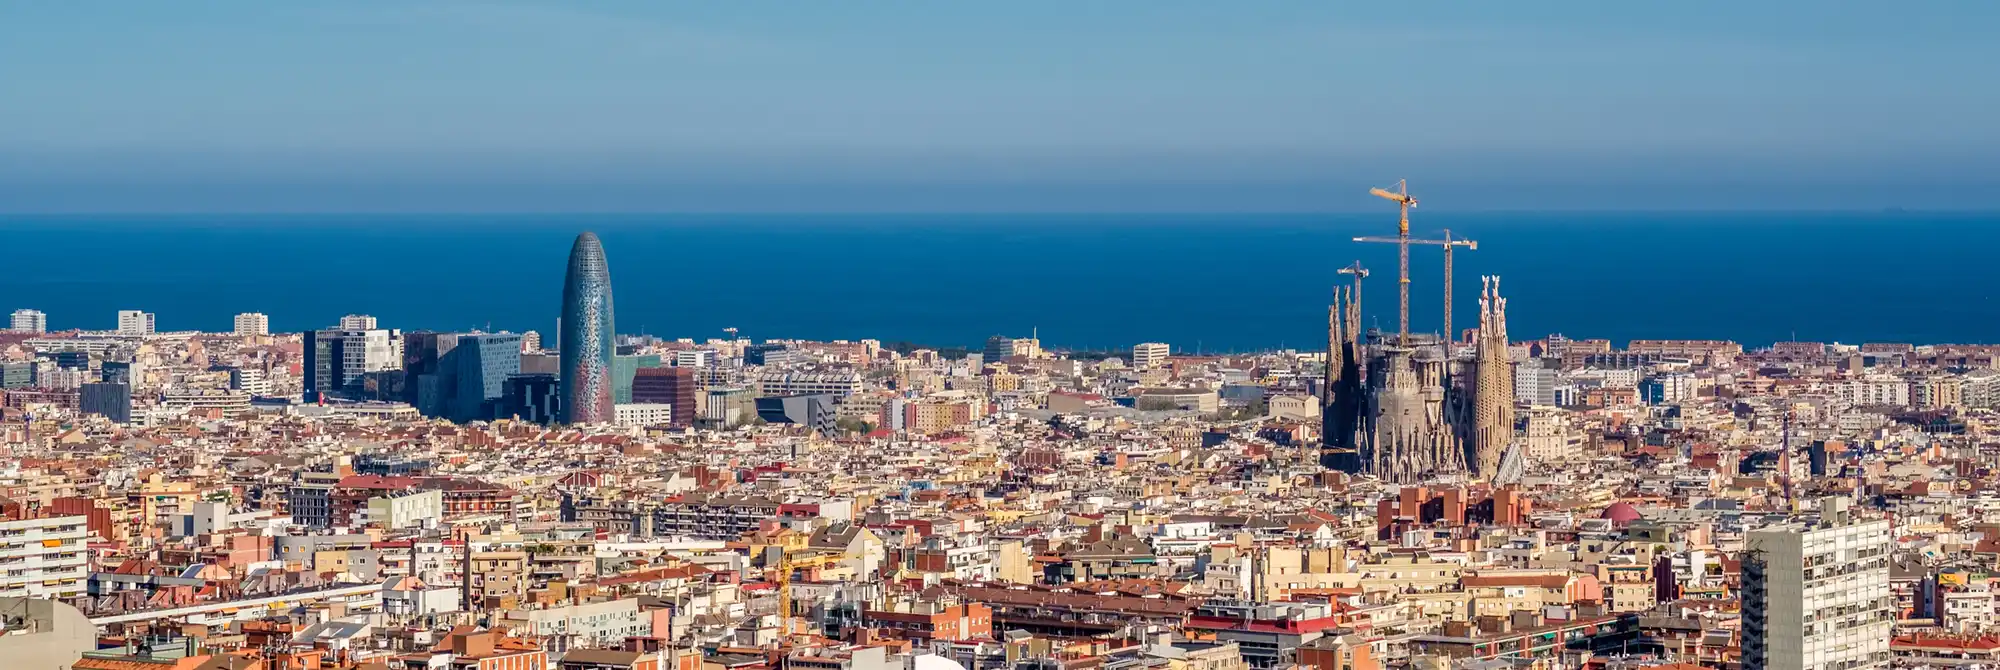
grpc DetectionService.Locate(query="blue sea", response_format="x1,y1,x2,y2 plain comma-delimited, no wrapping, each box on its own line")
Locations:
2,212,1997,351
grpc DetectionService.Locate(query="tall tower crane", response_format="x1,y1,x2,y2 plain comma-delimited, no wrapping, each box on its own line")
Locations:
1364,181,1417,343
1354,230,1477,343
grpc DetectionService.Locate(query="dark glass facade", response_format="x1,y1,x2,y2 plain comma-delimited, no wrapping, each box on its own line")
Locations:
559,232,616,424
451,333,523,422
612,354,662,404
79,382,132,423
631,366,697,427
502,373,561,425
303,329,341,403
406,332,522,423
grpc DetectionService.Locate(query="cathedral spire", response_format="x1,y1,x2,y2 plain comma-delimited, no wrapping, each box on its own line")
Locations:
1470,275,1516,477
1326,286,1343,412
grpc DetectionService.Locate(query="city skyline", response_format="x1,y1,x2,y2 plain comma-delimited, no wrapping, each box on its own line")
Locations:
0,4,1976,669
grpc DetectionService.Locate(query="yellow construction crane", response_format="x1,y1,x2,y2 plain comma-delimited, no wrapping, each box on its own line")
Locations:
774,550,843,623
1363,181,1417,343
1354,228,1477,344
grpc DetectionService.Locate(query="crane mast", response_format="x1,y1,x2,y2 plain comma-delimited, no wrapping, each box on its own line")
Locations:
1367,180,1417,343
1354,224,1476,344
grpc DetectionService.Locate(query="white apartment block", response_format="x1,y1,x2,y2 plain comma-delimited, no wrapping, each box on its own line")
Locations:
232,368,273,396
674,349,717,368
1964,370,2000,408
233,312,270,336
365,490,444,530
0,514,91,600
1132,342,1170,370
338,314,378,330
615,403,674,427
116,310,156,336
9,309,47,333
498,598,646,650
344,329,403,376
1839,376,1911,407
1514,361,1557,406
1742,500,1892,670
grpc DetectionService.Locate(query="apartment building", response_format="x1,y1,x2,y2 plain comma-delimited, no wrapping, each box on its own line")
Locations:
1742,499,1892,670
1133,342,1171,370
755,371,863,398
232,312,269,337
0,513,90,599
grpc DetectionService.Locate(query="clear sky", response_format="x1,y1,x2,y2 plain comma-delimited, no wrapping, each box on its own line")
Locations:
2,1,1995,212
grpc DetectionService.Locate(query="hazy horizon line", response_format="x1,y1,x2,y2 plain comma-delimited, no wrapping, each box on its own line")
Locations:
1,208,1993,218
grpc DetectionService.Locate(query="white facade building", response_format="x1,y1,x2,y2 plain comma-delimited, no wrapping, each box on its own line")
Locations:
233,312,270,336
1742,500,1891,670
365,490,443,530
498,598,646,650
1964,369,2000,409
116,310,156,336
338,314,378,331
614,403,675,427
344,330,403,377
0,514,90,599
231,368,273,396
1839,376,1911,407
1514,360,1557,406
673,349,717,368
8,309,46,333
1132,342,1170,370
158,389,253,414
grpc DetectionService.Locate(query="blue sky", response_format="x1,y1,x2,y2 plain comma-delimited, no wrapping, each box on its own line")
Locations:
2,1,1994,212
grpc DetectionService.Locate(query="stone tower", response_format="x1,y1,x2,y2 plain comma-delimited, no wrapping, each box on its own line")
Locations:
1470,275,1516,477
1323,288,1366,471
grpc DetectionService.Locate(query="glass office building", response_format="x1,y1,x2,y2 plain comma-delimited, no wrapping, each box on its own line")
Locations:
559,232,616,424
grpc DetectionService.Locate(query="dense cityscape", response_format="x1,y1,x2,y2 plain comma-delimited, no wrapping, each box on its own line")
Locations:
0,224,1989,670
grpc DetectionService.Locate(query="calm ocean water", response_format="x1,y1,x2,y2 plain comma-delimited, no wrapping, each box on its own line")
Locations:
2,212,1996,351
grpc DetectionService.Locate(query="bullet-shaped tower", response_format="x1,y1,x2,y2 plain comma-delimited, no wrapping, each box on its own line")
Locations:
559,232,616,424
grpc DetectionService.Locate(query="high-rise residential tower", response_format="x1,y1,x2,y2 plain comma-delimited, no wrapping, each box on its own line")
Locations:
1741,498,1891,670
233,312,269,336
116,310,155,336
9,309,46,333
1131,342,1170,370
559,232,616,424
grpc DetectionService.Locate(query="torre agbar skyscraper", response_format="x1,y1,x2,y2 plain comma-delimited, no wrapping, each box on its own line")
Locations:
559,232,616,424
